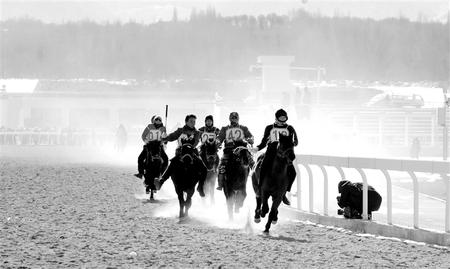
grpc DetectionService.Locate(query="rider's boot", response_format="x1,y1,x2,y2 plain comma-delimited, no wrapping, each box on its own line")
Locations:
282,194,291,206
282,165,296,206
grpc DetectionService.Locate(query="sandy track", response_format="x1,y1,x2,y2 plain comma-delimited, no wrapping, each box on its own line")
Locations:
1,159,449,268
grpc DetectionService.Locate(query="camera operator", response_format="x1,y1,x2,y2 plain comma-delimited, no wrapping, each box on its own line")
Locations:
336,180,382,220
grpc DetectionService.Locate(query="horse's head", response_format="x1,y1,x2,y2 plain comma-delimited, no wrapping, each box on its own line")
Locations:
146,140,162,162
201,139,219,170
276,134,295,163
180,143,195,165
232,142,251,167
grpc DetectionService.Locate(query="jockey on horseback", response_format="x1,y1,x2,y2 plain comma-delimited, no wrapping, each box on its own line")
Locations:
164,114,200,156
134,115,168,179
198,115,220,152
157,114,206,196
216,112,255,191
251,109,298,205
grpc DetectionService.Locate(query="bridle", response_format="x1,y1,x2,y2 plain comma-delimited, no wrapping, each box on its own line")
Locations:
276,146,294,165
180,143,194,164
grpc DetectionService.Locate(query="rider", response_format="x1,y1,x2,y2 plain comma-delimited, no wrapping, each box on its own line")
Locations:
157,114,206,196
252,109,298,205
198,115,221,154
216,112,255,191
164,114,200,156
134,115,168,179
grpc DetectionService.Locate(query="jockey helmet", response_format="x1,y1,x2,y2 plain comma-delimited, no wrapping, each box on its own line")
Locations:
275,109,288,122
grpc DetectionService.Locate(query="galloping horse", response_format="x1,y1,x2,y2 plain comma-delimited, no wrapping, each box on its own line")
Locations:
223,140,252,220
163,143,207,218
143,140,165,200
199,138,220,203
252,134,294,233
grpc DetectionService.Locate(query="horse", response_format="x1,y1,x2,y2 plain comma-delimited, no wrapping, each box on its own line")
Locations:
143,140,165,200
223,140,252,220
252,134,294,233
167,143,207,218
199,138,220,204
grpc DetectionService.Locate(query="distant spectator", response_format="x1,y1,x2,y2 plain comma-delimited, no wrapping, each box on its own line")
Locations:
410,137,421,159
115,124,127,152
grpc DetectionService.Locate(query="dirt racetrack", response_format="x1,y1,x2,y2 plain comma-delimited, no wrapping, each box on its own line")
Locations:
1,147,449,268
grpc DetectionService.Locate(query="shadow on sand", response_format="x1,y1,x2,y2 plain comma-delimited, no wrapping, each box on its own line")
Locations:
141,198,173,204
258,233,310,243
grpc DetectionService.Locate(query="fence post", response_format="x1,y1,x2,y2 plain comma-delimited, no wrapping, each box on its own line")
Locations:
303,164,314,213
381,170,393,225
444,173,450,233
294,160,302,210
319,165,328,216
408,171,420,229
356,168,369,220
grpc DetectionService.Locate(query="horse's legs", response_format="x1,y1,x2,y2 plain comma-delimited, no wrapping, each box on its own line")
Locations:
264,195,282,233
150,190,154,200
226,195,234,221
254,196,262,223
177,192,185,218
209,173,216,204
261,191,270,218
184,190,194,217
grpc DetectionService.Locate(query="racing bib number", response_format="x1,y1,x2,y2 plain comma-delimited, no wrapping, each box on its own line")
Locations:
225,128,244,142
269,128,289,142
147,129,163,141
201,132,216,143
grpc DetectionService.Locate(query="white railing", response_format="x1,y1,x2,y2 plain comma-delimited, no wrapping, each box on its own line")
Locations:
294,154,450,232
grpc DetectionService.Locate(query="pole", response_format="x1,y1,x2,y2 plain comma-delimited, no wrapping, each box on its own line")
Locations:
446,3,450,160
164,105,168,128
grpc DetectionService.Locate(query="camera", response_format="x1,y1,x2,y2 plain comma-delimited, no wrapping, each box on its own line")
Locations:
337,209,344,215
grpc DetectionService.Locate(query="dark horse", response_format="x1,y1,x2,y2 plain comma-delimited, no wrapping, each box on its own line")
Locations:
158,143,207,218
143,140,165,200
252,134,294,233
223,141,252,220
199,139,220,204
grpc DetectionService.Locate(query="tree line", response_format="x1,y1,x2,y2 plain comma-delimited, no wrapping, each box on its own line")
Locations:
1,9,448,81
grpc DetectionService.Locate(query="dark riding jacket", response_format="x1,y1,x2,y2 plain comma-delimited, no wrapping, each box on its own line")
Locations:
164,125,200,147
217,124,254,150
256,123,298,151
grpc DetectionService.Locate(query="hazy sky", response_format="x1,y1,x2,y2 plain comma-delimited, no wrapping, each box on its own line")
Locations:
1,0,448,24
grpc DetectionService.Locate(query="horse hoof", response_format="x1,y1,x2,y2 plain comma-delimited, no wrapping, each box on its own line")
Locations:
254,217,261,223
271,220,277,225
263,230,269,234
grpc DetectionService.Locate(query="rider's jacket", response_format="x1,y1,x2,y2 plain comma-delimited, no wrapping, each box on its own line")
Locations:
141,123,166,144
256,123,298,151
198,126,220,144
217,123,254,149
165,125,200,147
